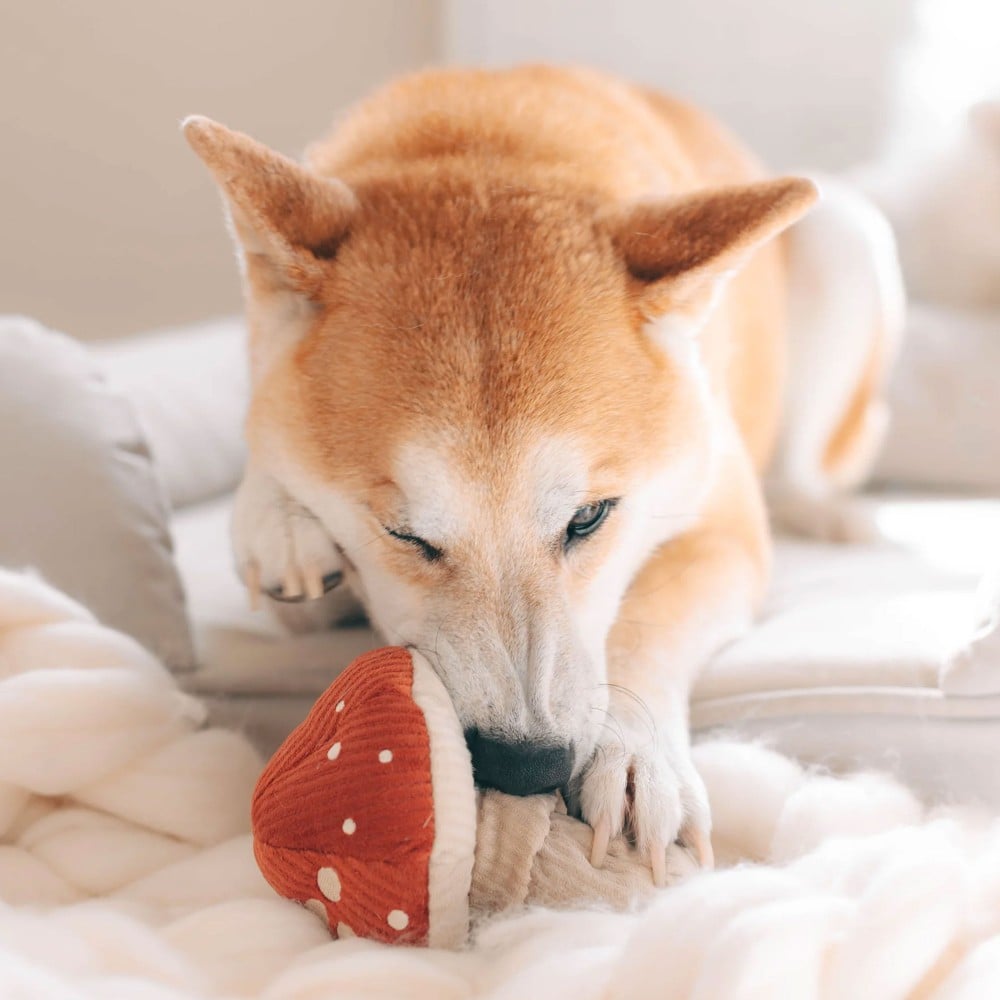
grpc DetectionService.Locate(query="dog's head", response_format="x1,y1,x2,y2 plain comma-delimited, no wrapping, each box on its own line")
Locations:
185,116,814,792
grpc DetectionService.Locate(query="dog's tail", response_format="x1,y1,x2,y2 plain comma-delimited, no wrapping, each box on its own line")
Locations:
767,175,906,539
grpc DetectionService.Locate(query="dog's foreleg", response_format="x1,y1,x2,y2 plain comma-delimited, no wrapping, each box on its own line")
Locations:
579,448,769,881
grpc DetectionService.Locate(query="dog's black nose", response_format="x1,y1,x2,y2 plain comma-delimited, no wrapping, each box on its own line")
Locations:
464,731,574,795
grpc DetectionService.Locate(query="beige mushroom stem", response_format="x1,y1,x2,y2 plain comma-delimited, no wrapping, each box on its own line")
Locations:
469,790,698,918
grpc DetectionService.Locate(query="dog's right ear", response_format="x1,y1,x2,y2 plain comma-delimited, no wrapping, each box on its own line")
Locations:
604,177,817,328
182,116,357,298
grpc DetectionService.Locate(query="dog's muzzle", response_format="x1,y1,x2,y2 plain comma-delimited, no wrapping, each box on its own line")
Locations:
464,730,574,795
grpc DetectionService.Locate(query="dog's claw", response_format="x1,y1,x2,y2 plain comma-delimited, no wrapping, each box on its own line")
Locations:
650,841,668,888
282,565,303,601
304,567,324,601
590,815,611,869
682,824,715,869
245,563,261,612
266,569,344,604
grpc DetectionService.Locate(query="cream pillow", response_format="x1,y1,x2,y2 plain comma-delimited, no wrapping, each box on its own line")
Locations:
91,317,249,510
0,316,195,670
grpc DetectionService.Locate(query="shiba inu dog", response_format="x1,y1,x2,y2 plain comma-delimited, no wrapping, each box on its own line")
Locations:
184,65,899,882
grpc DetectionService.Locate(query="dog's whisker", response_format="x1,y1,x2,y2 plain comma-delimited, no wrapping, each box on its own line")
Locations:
431,621,446,663
595,719,626,751
587,698,629,748
598,683,659,743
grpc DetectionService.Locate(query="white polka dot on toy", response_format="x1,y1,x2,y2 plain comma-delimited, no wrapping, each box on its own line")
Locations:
387,909,409,931
327,741,341,760
335,699,345,713
342,817,356,835
336,922,355,939
304,898,327,919
317,866,341,902
378,749,393,763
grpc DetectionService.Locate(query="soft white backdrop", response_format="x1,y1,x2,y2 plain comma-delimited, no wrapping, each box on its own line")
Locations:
442,0,915,170
0,0,437,340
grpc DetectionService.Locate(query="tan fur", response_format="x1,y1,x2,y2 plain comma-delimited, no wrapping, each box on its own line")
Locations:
184,65,834,861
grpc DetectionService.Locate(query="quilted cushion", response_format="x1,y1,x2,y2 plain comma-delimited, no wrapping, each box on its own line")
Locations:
0,316,195,670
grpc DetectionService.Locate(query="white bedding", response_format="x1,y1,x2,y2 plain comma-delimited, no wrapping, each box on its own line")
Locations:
4,567,1000,999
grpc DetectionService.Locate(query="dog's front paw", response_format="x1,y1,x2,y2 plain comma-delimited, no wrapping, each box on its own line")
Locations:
576,734,713,885
231,467,344,606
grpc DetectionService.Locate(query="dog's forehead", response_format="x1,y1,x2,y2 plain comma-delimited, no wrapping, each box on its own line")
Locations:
391,434,591,538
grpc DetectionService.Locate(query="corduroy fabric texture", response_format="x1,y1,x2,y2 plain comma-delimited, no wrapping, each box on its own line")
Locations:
251,647,434,944
469,790,695,918
469,790,552,913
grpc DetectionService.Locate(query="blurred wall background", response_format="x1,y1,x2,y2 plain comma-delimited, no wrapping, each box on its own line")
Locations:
443,0,916,171
0,0,437,340
2,0,993,341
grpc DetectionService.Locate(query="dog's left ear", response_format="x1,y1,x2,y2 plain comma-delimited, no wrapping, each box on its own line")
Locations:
605,177,818,323
182,115,357,298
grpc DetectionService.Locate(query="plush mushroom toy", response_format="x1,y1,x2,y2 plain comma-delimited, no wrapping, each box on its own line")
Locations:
251,647,696,948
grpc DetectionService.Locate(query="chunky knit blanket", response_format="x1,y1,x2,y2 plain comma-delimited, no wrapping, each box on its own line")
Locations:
1,567,998,999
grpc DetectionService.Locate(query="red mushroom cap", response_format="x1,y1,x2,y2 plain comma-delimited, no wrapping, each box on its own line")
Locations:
252,647,433,943
251,646,475,947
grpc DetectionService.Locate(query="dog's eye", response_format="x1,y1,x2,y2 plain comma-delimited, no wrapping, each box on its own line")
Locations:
565,499,616,544
385,526,444,563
